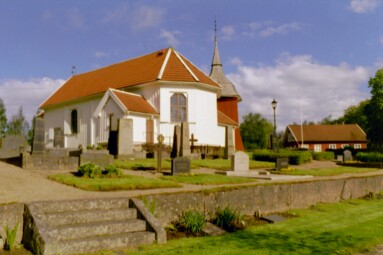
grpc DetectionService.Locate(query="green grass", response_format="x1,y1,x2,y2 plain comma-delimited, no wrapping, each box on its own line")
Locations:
114,158,274,171
48,174,181,191
277,166,380,176
161,174,256,185
87,197,383,255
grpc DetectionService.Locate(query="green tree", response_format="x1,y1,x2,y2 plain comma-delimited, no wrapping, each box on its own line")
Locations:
0,98,7,137
240,113,273,150
338,100,369,132
365,68,383,151
7,106,30,138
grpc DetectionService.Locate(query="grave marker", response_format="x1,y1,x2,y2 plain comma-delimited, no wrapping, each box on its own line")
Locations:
343,150,352,162
32,118,46,154
231,151,249,172
171,157,191,176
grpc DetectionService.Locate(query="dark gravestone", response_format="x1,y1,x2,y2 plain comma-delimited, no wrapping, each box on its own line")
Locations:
0,135,27,158
343,150,352,162
53,127,64,148
171,157,191,176
261,214,286,224
171,125,181,158
275,158,289,171
32,118,46,154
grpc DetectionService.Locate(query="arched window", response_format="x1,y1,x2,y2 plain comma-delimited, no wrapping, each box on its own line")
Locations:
171,94,187,123
71,109,78,134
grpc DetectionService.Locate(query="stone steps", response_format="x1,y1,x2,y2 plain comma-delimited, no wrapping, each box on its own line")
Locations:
23,198,165,255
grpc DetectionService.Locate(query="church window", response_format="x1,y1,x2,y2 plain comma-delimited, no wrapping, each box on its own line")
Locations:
71,109,78,134
171,94,187,123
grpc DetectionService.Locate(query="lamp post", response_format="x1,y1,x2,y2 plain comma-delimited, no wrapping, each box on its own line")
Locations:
157,134,164,173
271,98,277,151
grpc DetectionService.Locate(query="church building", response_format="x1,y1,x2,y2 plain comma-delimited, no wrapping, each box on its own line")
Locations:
39,38,244,155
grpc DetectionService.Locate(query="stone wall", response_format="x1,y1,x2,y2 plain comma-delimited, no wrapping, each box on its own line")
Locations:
0,203,24,244
143,175,383,225
21,153,79,170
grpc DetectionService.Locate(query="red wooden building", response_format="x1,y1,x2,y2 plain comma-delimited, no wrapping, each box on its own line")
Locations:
283,124,367,152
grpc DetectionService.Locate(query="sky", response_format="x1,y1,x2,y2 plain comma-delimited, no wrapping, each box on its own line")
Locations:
1,0,383,131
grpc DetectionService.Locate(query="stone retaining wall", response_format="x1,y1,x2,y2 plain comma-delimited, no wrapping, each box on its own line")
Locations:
0,203,24,244
143,174,383,225
21,153,79,170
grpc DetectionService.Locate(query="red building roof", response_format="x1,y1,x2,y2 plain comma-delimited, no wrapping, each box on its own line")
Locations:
40,48,221,109
111,89,158,115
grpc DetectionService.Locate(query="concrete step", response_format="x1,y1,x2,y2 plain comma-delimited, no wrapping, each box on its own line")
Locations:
48,219,147,241
45,231,156,255
38,197,131,213
45,207,137,226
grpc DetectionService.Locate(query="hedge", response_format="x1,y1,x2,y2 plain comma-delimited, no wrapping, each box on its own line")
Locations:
253,149,312,165
312,151,335,161
356,152,383,163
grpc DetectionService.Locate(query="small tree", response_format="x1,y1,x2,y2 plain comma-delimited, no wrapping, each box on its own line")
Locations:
7,106,30,139
0,98,7,137
240,113,273,150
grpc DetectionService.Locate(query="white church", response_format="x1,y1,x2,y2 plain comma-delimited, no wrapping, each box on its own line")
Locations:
39,37,244,154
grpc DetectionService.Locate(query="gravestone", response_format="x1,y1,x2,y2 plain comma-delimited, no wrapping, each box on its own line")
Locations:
180,122,190,157
117,118,133,158
171,156,191,176
170,125,181,158
231,151,249,172
224,126,235,159
343,150,352,162
275,158,289,171
53,127,64,148
32,118,46,154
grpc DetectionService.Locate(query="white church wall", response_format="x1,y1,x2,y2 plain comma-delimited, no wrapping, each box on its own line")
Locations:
44,97,101,148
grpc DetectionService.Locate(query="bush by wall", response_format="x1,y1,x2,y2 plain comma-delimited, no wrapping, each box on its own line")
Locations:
312,151,335,161
356,152,383,163
175,210,205,234
253,149,312,165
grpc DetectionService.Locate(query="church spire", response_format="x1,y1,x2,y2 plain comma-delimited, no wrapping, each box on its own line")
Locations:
209,20,241,100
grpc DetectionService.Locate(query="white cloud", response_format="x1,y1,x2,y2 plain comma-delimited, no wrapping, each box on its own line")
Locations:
349,0,380,13
227,53,371,130
0,78,64,123
159,29,180,47
221,26,236,40
132,5,165,29
94,51,110,58
260,22,302,38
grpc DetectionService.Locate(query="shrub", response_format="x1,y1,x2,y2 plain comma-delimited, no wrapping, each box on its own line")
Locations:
102,165,122,177
356,152,383,163
253,149,312,165
312,151,334,161
176,210,206,234
214,206,245,232
4,222,18,251
77,163,102,178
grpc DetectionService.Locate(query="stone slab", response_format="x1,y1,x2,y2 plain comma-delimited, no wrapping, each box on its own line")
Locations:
261,214,286,223
202,222,226,236
231,151,249,172
275,158,289,171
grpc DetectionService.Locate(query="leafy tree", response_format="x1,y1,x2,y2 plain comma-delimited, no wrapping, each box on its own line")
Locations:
318,115,339,125
365,68,383,151
240,113,273,150
0,98,7,137
337,100,369,132
7,106,30,138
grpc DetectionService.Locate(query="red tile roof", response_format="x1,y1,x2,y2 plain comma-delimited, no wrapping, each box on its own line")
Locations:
287,124,366,142
40,48,221,109
111,90,158,115
218,110,238,126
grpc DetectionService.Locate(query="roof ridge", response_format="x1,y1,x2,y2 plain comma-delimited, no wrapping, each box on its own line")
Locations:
110,88,144,98
157,48,172,80
173,49,199,82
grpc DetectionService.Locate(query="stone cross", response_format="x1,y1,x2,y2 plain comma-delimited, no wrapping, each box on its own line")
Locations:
190,133,198,153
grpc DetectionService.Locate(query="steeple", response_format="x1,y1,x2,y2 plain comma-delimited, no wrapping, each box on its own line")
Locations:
209,20,241,100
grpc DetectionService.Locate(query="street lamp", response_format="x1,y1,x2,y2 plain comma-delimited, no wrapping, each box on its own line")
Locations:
157,134,164,173
271,99,277,150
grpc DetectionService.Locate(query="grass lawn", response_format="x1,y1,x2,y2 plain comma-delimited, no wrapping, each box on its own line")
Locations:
48,174,181,191
161,174,256,185
114,158,274,171
90,197,383,255
277,166,380,176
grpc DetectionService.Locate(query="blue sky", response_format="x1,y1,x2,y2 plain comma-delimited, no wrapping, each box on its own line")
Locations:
0,0,382,130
